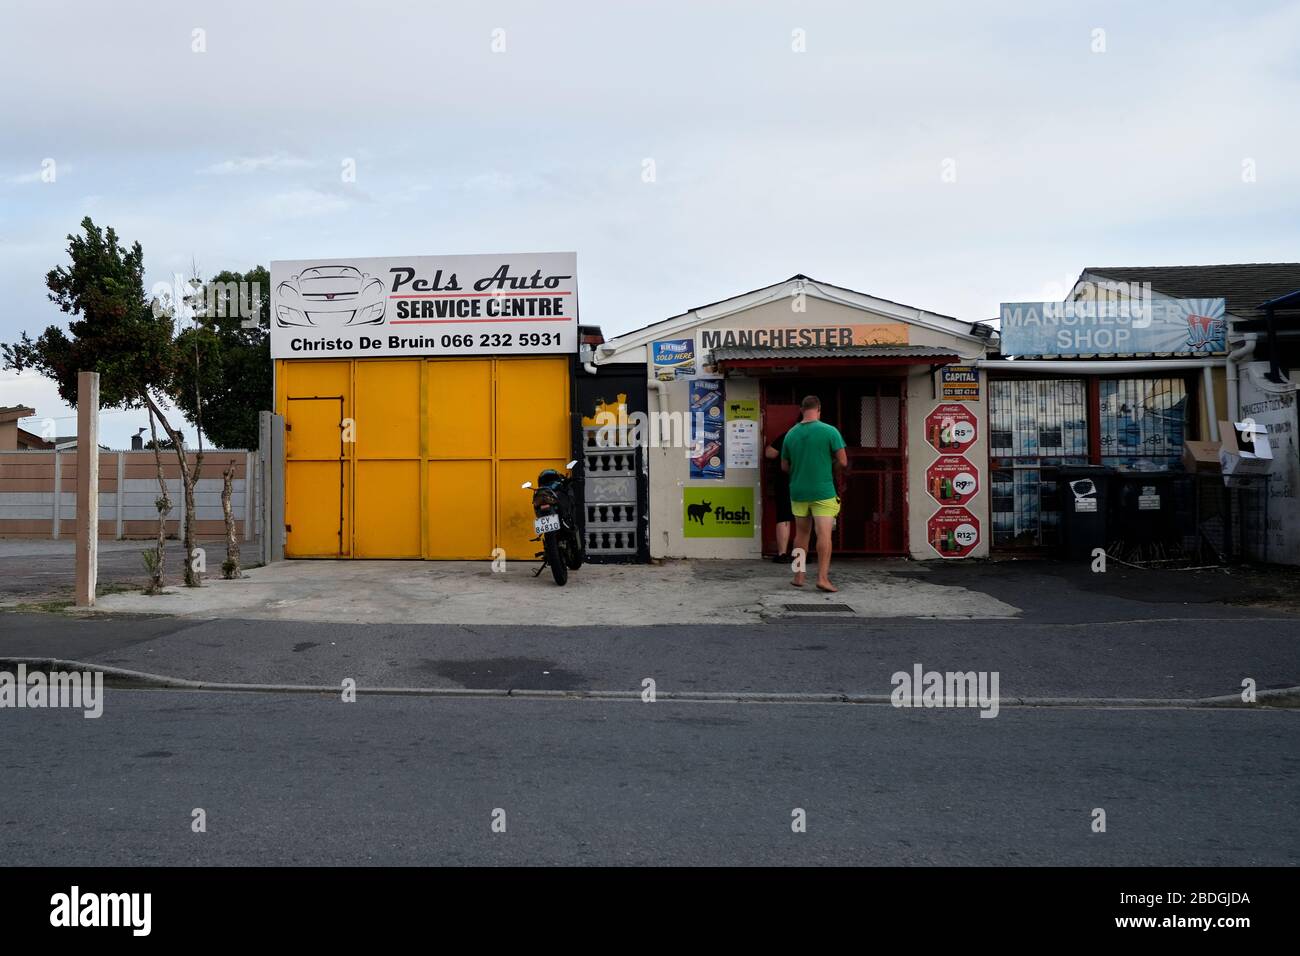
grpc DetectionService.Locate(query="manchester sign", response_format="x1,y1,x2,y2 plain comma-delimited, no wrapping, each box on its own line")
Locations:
999,296,1226,357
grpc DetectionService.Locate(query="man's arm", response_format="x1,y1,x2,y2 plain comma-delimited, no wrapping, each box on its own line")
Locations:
764,444,780,460
832,448,848,493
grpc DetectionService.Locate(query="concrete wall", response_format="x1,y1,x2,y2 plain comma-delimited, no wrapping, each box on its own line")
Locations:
905,363,991,560
1237,361,1299,565
648,374,760,559
0,449,253,539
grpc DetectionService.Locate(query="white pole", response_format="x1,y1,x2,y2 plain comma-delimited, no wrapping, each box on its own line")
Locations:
75,371,100,607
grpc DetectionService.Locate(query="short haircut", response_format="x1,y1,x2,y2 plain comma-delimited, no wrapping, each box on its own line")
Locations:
800,395,821,412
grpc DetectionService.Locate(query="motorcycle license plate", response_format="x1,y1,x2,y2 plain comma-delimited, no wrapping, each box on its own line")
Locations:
534,515,561,534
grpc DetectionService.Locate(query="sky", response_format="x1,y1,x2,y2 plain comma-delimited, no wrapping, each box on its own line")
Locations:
2,0,1298,448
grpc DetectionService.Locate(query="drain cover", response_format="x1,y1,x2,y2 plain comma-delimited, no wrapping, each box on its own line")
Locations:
783,603,854,612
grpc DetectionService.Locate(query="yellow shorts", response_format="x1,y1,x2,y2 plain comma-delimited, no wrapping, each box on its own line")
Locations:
791,497,841,518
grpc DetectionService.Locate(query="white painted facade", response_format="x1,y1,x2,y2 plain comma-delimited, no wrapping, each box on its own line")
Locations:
595,277,994,560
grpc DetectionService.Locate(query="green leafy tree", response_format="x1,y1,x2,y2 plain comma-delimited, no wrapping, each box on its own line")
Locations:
172,266,270,451
2,217,203,589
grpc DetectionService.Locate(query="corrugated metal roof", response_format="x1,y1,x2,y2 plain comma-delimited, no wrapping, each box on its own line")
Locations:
711,344,960,361
1085,263,1300,319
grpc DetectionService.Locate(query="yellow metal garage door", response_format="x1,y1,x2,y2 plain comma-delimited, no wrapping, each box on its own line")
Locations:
277,356,570,560
281,361,350,557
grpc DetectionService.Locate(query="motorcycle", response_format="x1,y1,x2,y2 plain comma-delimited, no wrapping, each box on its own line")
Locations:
521,460,585,586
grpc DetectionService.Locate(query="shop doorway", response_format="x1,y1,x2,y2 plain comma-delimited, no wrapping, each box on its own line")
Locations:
760,377,906,555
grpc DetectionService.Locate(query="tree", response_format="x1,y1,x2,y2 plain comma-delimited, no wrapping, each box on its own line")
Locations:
172,266,271,579
2,217,203,590
172,266,270,451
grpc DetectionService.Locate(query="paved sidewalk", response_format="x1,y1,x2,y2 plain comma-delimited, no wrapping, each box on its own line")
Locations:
84,558,1022,625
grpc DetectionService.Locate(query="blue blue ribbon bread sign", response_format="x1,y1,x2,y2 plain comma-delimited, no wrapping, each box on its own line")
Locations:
689,379,726,479
652,338,696,380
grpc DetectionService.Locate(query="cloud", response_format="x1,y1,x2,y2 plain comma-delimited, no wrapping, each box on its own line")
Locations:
198,153,314,175
6,162,70,185
261,187,353,219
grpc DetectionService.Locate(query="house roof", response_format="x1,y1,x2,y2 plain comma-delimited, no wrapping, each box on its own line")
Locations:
15,427,52,448
598,274,991,362
712,344,960,362
0,405,36,423
1083,263,1300,319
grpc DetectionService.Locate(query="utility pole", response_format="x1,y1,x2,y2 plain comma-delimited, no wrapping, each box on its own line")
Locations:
75,371,99,607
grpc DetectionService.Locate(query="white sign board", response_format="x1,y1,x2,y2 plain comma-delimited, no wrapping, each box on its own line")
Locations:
726,419,758,469
270,252,578,359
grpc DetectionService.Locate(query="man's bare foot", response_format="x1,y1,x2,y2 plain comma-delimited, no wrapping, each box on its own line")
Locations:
791,572,806,588
816,580,838,593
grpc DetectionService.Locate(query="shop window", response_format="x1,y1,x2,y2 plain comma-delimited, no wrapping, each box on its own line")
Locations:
990,374,1192,549
860,394,901,449
989,379,1088,548
1098,377,1187,471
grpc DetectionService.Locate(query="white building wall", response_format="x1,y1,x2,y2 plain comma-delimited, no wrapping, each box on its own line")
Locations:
1238,361,1300,565
622,294,991,560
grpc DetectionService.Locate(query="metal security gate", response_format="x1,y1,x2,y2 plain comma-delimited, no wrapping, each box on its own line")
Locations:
760,378,906,555
989,378,1088,549
989,375,1191,549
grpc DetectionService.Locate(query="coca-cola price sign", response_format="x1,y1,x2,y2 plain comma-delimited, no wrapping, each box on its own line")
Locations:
924,403,977,455
925,455,979,506
927,506,980,559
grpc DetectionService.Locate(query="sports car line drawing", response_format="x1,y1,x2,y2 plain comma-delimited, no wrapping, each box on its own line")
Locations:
275,265,387,328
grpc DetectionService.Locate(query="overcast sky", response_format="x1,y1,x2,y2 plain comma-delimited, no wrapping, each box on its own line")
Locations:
2,0,1298,447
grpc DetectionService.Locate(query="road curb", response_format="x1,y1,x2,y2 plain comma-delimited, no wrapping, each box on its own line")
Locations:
2,657,1298,709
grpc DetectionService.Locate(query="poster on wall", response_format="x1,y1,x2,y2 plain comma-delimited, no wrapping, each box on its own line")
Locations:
270,251,578,359
652,338,695,380
940,365,980,401
927,506,981,558
726,420,758,469
689,379,726,479
725,398,758,469
683,487,754,538
924,404,978,455
925,455,979,506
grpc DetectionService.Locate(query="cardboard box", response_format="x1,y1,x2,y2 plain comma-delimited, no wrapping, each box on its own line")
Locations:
1182,439,1222,475
1218,420,1273,486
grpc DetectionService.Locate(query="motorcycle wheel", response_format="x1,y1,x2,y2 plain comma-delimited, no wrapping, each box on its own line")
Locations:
544,533,568,586
564,529,584,570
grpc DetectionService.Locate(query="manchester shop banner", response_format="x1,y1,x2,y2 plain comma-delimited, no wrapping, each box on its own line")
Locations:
270,252,578,359
998,296,1225,357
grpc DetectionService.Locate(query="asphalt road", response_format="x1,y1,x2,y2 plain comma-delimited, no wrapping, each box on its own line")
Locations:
0,689,1294,865
3,611,1297,700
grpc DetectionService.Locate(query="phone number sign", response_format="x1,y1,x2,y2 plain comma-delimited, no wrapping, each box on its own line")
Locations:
927,506,980,559
924,404,977,455
925,455,979,506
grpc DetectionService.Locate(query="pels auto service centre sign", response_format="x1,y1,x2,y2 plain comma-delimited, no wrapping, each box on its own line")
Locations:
270,252,578,359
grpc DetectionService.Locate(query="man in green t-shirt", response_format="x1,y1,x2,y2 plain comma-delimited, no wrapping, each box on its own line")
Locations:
781,395,847,592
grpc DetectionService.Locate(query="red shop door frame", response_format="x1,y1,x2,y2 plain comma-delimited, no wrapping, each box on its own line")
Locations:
759,375,908,556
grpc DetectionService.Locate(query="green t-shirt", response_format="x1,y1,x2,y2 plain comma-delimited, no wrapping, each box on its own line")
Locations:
780,420,846,502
